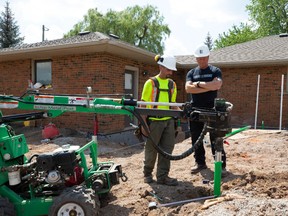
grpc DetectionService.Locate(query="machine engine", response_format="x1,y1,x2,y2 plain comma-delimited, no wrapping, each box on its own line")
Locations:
35,147,81,185
1,143,85,198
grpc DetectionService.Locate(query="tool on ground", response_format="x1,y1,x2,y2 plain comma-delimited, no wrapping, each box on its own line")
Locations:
149,195,216,210
145,190,163,201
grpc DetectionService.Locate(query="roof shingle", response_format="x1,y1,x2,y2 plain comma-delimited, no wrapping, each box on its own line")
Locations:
176,34,288,68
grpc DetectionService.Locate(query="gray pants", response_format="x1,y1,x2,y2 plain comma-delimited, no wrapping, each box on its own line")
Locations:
143,118,175,180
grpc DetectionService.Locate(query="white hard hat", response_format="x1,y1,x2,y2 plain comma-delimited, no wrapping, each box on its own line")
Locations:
155,55,177,71
34,82,43,89
194,44,210,57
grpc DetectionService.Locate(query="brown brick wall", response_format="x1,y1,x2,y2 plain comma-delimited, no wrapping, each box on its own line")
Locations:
1,54,287,131
0,59,32,95
0,53,159,133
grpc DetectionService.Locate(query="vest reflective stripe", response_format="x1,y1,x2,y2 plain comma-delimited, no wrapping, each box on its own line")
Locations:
151,79,158,106
150,77,174,108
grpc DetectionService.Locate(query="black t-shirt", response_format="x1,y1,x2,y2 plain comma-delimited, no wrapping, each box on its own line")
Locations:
186,65,222,108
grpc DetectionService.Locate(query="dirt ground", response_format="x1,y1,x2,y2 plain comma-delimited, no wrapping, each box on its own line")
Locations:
19,126,288,216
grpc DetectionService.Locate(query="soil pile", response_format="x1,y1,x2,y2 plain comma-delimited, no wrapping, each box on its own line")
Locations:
22,127,288,216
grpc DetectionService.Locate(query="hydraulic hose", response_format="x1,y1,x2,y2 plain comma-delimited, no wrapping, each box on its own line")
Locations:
121,106,206,161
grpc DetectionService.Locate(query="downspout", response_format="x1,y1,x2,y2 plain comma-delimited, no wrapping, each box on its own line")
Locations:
254,75,260,129
279,74,284,130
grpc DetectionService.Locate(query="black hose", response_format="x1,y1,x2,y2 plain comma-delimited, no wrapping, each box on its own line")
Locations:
27,154,39,163
121,106,206,161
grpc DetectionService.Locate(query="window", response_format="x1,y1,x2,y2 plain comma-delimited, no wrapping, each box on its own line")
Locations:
125,72,133,90
35,60,52,85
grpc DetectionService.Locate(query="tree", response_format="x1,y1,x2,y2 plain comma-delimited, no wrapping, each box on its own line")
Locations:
204,32,213,50
214,0,287,49
214,23,260,49
0,1,24,48
65,5,171,54
246,0,288,36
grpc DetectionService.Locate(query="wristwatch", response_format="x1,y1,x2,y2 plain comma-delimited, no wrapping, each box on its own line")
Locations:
197,81,201,88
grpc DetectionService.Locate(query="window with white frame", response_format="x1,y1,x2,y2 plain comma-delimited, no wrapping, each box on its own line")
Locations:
35,60,52,85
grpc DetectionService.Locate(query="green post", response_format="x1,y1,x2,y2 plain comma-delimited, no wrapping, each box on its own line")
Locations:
261,121,264,129
213,160,222,197
213,138,223,197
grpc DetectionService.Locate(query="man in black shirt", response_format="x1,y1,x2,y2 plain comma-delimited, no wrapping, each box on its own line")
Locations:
185,44,227,175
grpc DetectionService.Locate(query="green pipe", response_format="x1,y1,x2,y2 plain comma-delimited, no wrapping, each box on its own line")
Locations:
213,125,251,197
225,125,251,139
213,161,222,197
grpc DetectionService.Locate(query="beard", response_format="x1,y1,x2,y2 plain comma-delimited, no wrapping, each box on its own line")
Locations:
165,74,172,78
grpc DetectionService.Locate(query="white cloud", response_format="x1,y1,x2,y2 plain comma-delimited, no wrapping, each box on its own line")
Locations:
165,0,250,54
164,35,190,56
8,0,96,43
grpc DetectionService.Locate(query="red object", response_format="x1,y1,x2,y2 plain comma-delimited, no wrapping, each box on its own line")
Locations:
224,140,230,145
94,114,99,135
42,123,60,139
65,166,84,186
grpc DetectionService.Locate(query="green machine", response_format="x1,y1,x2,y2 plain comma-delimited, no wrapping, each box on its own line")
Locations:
0,89,234,215
0,89,134,216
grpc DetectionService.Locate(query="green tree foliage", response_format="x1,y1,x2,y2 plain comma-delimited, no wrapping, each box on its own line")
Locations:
204,32,213,50
0,1,24,48
246,0,288,36
65,5,171,54
214,23,260,49
214,0,287,49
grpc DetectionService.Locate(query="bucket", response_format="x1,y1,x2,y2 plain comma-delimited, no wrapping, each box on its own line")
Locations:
42,123,60,139
24,121,30,127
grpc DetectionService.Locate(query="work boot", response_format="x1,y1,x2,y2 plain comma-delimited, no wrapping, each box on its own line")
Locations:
221,168,228,177
157,176,178,186
191,163,207,174
144,175,153,183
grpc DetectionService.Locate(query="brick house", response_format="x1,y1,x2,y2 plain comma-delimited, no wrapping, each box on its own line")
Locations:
176,34,288,129
0,32,184,133
0,32,287,132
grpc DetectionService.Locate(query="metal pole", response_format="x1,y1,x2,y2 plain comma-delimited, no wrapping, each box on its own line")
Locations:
149,195,215,209
42,25,44,42
254,75,260,129
42,25,49,42
279,74,284,130
137,101,184,107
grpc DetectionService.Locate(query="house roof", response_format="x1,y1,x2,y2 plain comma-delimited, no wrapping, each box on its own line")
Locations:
1,32,288,68
176,34,288,69
0,31,156,64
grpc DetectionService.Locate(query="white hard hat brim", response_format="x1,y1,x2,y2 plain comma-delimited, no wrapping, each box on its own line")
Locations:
194,53,209,57
158,62,177,71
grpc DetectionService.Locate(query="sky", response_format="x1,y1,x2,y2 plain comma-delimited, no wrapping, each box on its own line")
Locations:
4,0,251,56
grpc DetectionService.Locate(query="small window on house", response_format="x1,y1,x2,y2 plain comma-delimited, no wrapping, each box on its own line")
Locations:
35,60,52,85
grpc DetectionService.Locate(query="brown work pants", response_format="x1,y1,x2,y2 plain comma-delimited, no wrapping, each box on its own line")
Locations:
143,118,175,180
